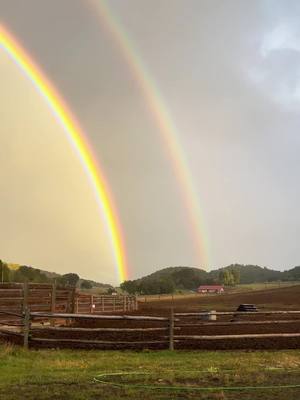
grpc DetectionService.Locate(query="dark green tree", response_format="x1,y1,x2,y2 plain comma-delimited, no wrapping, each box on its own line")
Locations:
13,266,48,283
120,280,139,294
231,269,240,285
58,273,80,287
81,280,93,290
0,261,10,282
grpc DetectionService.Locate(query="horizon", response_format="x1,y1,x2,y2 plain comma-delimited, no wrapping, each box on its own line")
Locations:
3,258,299,285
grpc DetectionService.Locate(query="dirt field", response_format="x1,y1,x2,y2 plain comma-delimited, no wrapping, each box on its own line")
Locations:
31,285,299,351
2,285,300,351
139,284,300,314
63,285,300,350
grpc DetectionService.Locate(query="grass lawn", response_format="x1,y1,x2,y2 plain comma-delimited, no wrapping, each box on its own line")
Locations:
0,344,300,399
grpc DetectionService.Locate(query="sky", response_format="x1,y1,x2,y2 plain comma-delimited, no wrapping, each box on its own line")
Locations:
1,0,300,284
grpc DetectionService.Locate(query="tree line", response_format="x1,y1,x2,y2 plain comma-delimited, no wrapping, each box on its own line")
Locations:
120,264,300,295
0,260,93,289
120,267,241,295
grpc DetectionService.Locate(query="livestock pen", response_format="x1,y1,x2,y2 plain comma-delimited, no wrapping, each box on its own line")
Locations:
0,282,138,318
1,307,300,350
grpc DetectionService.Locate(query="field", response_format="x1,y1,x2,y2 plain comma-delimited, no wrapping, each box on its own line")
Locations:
1,284,300,351
0,344,300,399
0,284,300,398
139,284,300,313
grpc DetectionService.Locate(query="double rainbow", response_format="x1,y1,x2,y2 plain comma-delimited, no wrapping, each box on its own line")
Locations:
0,25,129,282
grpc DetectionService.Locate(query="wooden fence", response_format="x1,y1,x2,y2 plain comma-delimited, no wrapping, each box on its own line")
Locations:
172,311,300,347
75,292,137,314
0,283,74,318
0,283,137,320
1,308,300,350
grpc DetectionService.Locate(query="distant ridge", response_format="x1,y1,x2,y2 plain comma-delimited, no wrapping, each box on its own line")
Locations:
2,260,300,294
1,260,112,290
120,264,300,294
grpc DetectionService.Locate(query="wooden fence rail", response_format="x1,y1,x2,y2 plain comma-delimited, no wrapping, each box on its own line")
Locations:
1,308,300,350
0,283,138,319
175,310,300,317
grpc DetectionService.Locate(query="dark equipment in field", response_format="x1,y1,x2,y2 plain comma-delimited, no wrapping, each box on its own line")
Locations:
236,304,258,312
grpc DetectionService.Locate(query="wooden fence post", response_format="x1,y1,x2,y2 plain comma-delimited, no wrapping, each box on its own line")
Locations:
90,295,94,314
123,296,126,312
23,281,29,313
71,288,76,314
23,307,30,349
51,281,57,327
51,281,56,313
101,296,104,312
169,308,174,351
67,288,72,313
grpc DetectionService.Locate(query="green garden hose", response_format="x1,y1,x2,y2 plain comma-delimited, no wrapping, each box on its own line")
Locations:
93,369,300,392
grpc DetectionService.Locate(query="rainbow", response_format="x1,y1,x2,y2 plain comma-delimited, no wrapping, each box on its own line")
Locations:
0,24,129,282
89,0,210,267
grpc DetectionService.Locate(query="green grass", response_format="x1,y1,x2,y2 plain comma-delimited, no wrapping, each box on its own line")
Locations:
0,344,300,399
230,282,300,292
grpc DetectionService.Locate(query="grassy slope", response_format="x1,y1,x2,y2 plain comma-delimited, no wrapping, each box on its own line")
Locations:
0,344,299,399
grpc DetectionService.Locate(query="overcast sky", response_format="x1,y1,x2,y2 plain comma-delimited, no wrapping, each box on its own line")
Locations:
1,0,300,284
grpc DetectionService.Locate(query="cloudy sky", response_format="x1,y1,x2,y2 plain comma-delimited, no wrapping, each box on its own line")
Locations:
1,0,300,284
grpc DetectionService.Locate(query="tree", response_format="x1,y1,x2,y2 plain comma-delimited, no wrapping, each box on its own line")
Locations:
120,280,139,294
81,280,93,290
219,269,235,286
0,261,10,283
106,287,117,295
0,260,3,283
13,266,48,283
172,269,202,290
218,270,225,284
157,278,175,294
58,273,80,287
231,269,240,285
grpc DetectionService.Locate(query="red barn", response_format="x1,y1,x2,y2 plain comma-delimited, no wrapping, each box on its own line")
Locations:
197,285,224,294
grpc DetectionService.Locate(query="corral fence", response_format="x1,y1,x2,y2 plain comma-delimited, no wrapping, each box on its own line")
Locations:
0,282,138,322
172,310,300,349
1,308,300,350
75,292,137,314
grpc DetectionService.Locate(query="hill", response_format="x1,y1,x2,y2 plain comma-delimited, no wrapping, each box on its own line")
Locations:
0,260,112,291
121,266,213,294
121,264,300,294
209,264,283,284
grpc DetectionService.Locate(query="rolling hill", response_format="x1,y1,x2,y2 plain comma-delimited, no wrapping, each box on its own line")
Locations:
121,264,300,294
1,260,112,290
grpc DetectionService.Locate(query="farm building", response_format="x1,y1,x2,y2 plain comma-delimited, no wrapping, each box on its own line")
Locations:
198,285,224,294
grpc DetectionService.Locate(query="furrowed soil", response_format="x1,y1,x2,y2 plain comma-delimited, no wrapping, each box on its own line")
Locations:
139,284,300,313
27,285,300,351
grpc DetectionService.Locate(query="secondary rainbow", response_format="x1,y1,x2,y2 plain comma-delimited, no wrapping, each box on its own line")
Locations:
0,24,129,282
89,0,210,267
